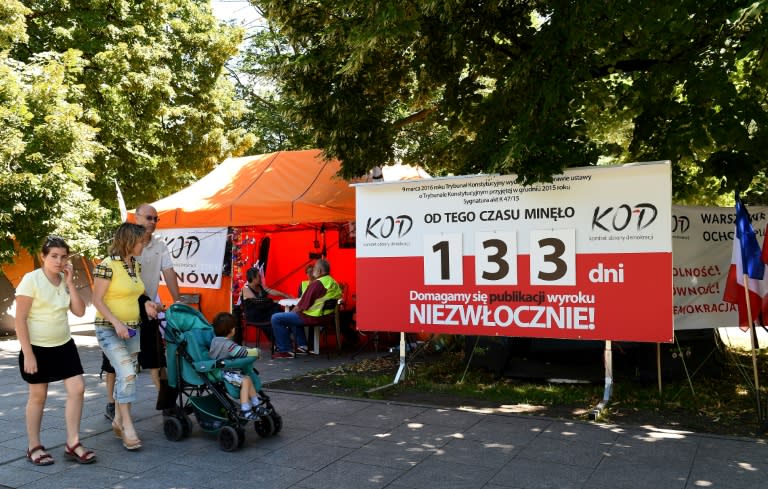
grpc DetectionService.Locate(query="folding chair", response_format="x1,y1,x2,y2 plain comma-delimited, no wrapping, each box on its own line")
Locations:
306,298,342,358
240,298,277,353
243,318,275,353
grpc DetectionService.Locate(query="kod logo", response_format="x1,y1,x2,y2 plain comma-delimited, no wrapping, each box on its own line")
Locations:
164,235,200,259
366,215,413,239
672,215,690,233
592,203,657,232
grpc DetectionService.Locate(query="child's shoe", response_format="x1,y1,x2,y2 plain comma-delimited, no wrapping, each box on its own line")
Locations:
252,403,268,417
240,409,259,420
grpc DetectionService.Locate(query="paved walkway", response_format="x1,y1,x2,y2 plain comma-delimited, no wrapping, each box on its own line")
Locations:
1,332,767,489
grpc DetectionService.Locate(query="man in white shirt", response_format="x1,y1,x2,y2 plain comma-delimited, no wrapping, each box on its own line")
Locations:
134,204,181,385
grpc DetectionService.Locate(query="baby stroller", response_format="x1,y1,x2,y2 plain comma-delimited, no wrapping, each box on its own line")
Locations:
162,303,282,451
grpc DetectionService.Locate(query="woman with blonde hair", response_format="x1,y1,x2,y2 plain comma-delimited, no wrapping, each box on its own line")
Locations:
92,223,159,450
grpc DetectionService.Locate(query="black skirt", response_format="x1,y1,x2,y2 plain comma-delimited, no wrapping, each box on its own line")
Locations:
19,338,84,384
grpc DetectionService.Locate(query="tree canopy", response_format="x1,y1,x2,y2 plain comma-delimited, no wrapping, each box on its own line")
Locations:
229,5,314,153
251,0,768,203
1,0,254,263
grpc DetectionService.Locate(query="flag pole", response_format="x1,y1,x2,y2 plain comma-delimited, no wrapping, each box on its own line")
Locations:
742,273,762,422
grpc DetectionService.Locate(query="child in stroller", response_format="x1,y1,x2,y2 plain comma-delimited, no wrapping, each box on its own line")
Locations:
209,312,266,419
163,303,281,451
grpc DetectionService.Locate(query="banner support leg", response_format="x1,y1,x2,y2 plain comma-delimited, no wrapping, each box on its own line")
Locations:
657,343,662,396
393,332,407,383
591,340,613,420
365,332,407,395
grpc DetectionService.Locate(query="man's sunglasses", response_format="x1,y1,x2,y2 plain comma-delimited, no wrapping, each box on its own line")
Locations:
137,214,160,222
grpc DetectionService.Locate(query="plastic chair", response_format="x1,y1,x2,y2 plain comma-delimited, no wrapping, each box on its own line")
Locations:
306,298,341,358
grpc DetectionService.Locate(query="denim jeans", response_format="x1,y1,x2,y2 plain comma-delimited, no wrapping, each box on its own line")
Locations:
270,312,308,353
95,326,140,403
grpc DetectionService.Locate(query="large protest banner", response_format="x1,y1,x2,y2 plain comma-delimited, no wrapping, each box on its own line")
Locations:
154,227,228,289
356,162,673,343
673,205,768,330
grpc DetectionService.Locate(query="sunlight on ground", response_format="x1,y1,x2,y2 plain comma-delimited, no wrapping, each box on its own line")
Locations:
456,403,592,416
457,403,546,415
635,425,692,439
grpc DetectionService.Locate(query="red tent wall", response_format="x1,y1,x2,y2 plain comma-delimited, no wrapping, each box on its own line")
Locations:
155,226,356,324
232,227,356,308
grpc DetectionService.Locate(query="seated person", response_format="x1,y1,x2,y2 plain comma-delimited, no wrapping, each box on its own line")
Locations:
271,258,341,359
209,312,265,419
297,263,315,297
241,268,291,341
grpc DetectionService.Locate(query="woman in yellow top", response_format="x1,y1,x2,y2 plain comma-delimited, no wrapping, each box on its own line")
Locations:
15,236,94,465
92,223,159,451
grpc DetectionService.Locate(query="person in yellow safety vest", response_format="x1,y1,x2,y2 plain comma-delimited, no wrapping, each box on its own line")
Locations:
270,258,341,359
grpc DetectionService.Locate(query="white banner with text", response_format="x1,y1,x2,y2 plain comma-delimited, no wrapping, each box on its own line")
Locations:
155,227,228,289
672,205,767,330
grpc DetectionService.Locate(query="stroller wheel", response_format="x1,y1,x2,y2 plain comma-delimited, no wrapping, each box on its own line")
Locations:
218,425,239,452
254,414,275,438
270,412,283,435
164,417,184,442
180,413,193,438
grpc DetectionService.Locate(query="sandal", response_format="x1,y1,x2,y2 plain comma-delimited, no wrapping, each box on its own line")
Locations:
121,431,142,451
26,445,54,466
64,442,96,464
112,421,123,439
122,437,142,451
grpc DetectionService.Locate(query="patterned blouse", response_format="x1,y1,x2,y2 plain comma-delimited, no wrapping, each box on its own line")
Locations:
93,256,144,328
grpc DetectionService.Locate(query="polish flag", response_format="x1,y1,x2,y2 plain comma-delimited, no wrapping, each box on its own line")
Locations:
722,199,766,330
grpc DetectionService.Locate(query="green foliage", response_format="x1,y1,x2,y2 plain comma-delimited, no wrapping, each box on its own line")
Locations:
0,0,28,50
232,5,314,152
0,47,107,263
251,0,768,202
0,0,255,263
17,0,255,205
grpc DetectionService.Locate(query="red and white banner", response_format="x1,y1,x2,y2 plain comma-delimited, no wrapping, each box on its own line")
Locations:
356,162,673,343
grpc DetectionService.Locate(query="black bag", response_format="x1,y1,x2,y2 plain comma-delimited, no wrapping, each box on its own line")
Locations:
155,378,178,411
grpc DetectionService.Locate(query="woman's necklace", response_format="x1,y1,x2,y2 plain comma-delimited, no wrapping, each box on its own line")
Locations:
122,256,139,283
43,270,63,293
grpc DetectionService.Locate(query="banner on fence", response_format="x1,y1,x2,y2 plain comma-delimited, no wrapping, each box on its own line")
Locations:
356,162,673,343
155,227,228,289
672,205,768,330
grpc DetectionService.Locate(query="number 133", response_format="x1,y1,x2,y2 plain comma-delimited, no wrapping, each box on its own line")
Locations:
423,230,576,286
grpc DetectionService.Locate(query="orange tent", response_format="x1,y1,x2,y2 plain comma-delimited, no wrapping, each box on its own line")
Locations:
150,149,356,228
141,150,363,323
